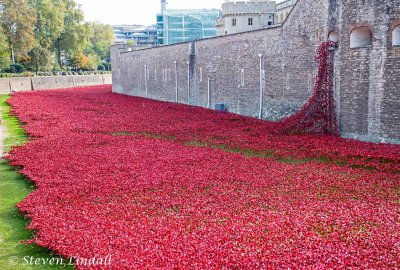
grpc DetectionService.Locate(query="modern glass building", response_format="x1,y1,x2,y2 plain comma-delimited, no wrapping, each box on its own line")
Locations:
157,9,221,45
112,25,158,47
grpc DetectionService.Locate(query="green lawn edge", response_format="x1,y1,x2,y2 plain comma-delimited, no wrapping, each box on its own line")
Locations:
0,95,74,270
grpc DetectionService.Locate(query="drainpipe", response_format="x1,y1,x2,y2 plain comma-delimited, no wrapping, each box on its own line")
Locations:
144,64,148,97
174,61,178,102
187,60,190,105
258,53,264,119
207,78,211,108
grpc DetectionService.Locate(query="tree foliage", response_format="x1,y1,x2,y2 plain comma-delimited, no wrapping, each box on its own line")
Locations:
29,0,65,50
55,0,91,66
0,0,113,72
0,30,10,68
126,39,136,48
84,21,114,62
28,46,52,73
0,0,36,62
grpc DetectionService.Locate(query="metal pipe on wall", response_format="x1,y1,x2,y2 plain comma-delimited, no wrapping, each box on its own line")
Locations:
258,53,264,119
144,64,148,98
174,61,178,102
207,78,211,108
187,60,190,105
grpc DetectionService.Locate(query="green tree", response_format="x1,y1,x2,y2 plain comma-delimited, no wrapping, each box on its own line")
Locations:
0,30,10,68
0,0,36,62
29,0,65,51
71,51,88,70
85,53,100,70
89,21,114,46
55,0,90,66
28,46,52,73
126,39,136,48
84,21,114,62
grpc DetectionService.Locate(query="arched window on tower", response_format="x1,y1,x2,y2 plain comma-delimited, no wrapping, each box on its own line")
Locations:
393,25,400,46
350,26,372,48
328,31,339,42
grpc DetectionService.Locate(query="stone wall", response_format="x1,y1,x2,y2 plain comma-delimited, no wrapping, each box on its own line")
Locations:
112,0,400,143
112,0,327,119
329,0,400,143
0,74,112,94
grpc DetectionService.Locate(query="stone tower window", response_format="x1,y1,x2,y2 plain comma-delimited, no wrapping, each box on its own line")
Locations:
248,18,253,26
232,18,237,27
350,26,372,48
393,25,400,46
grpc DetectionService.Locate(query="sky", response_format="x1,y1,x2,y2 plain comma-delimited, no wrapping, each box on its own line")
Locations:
75,0,226,26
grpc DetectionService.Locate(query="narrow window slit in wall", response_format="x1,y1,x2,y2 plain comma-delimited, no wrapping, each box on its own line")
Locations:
199,67,203,83
248,18,253,26
315,29,321,42
308,73,312,92
240,69,245,87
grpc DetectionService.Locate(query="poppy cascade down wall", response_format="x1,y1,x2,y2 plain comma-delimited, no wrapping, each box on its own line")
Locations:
111,0,400,143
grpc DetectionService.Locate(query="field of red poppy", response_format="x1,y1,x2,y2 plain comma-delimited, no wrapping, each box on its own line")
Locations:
6,85,400,269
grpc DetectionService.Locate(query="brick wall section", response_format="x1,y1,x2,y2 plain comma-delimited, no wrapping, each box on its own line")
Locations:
112,0,400,143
